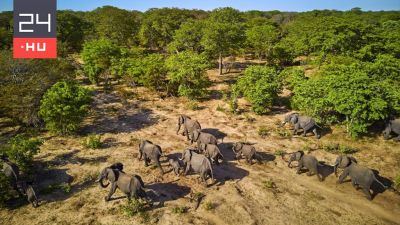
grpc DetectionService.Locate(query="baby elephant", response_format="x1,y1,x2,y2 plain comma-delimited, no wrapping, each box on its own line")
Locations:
199,143,224,165
232,142,261,164
138,140,164,174
335,155,387,200
288,151,323,181
168,159,182,176
21,181,39,208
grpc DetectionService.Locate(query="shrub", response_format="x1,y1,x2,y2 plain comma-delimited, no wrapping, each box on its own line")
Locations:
262,179,276,189
229,97,238,114
82,134,101,149
120,199,147,217
81,39,120,85
166,51,211,99
1,134,42,172
233,66,282,114
0,173,12,207
203,201,215,211
274,150,286,156
258,126,269,138
39,81,92,134
322,143,357,154
185,100,201,111
395,172,400,188
172,206,188,214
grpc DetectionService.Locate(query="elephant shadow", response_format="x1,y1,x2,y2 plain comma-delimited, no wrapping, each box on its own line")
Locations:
217,142,236,162
213,162,250,186
257,152,276,162
317,162,335,180
371,169,393,198
145,182,191,203
43,149,108,167
201,128,227,142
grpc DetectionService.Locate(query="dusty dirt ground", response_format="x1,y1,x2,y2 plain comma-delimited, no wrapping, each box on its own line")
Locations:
1,67,400,225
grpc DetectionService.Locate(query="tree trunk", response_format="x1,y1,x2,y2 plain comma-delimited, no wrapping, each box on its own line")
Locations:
219,52,223,75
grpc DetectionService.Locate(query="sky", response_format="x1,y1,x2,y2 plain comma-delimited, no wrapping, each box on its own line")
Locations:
1,0,400,12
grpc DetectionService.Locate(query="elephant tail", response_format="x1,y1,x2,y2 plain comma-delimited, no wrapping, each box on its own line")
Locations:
134,175,146,188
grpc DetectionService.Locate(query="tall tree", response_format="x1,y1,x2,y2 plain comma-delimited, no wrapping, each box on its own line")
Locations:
201,7,245,75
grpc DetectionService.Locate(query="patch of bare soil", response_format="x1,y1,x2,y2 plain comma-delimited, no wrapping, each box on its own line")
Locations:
1,68,399,225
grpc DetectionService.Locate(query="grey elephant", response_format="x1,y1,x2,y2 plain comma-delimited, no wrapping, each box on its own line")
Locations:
191,130,218,150
138,140,164,174
383,119,400,141
335,156,387,200
180,149,214,187
333,155,357,177
96,165,148,202
21,181,38,208
177,115,201,141
110,162,124,171
232,142,261,164
282,113,321,139
168,159,182,176
1,156,23,196
288,151,323,181
199,143,224,165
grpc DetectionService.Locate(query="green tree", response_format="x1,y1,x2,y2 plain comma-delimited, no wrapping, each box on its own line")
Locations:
202,7,245,75
233,66,282,114
39,81,92,134
246,24,279,60
166,51,211,98
81,39,120,85
168,20,205,53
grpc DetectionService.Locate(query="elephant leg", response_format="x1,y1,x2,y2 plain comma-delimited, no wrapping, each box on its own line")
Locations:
302,128,307,137
184,164,190,176
296,161,303,174
312,128,320,139
144,157,149,167
185,129,190,140
214,157,220,165
155,159,164,175
361,186,372,200
351,180,359,189
105,183,117,201
394,135,400,141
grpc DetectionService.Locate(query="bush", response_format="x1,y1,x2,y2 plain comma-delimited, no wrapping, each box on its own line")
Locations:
39,81,92,134
185,100,201,111
229,97,238,114
166,51,211,99
82,133,101,149
258,126,269,138
121,199,147,217
233,66,282,114
81,39,120,84
1,134,42,173
172,206,188,214
0,173,12,207
395,172,400,188
203,201,215,211
322,143,358,154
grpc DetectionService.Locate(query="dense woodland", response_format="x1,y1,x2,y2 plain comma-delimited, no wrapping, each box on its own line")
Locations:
0,7,399,206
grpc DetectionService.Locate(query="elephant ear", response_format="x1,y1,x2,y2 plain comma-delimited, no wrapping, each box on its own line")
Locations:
193,130,200,141
106,168,117,182
237,142,243,150
294,151,303,160
290,114,299,124
339,155,350,168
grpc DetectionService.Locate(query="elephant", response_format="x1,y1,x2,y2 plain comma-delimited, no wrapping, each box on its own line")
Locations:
282,113,321,139
336,159,387,200
1,156,23,196
288,151,323,181
96,166,148,202
21,181,38,208
180,149,214,187
177,115,201,141
199,143,224,165
383,119,400,141
168,159,182,176
110,162,124,171
232,142,261,164
333,155,357,177
138,140,164,174
191,130,218,150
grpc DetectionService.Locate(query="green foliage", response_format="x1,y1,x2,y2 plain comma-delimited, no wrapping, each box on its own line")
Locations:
262,179,276,189
0,171,13,207
257,126,269,138
185,101,201,111
292,60,400,137
168,20,205,53
120,199,147,217
126,53,167,90
322,143,358,154
57,11,92,52
233,66,282,114
395,172,400,188
229,97,239,114
172,206,189,214
39,81,92,134
81,39,121,84
82,134,102,149
274,150,286,156
1,134,42,173
0,50,75,125
279,67,307,90
246,24,279,60
166,51,211,98
203,201,215,211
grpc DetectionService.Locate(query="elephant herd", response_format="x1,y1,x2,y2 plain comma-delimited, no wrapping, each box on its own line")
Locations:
0,114,397,208
96,113,394,204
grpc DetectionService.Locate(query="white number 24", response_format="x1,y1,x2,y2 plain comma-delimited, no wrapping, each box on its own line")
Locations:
19,13,51,33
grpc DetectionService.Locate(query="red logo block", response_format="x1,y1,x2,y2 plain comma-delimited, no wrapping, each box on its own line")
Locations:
13,38,57,58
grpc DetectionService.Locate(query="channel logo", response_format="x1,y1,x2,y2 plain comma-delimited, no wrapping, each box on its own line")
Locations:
13,0,57,58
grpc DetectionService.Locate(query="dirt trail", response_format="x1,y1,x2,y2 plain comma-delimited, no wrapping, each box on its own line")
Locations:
0,69,399,225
